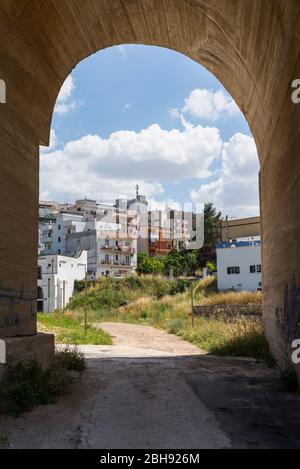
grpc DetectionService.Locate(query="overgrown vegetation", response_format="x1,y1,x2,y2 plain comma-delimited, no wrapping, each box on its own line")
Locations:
0,347,85,416
69,275,191,313
137,250,200,276
102,293,273,365
38,311,112,345
39,276,272,365
199,290,262,305
64,276,273,365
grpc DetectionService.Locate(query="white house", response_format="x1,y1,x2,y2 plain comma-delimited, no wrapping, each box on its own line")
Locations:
37,251,87,313
216,239,262,292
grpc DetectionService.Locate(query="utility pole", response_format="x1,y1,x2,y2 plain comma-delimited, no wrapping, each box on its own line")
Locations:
84,270,88,335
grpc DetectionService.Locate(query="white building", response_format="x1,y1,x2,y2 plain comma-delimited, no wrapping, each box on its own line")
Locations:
37,251,87,313
39,213,88,255
65,217,138,278
216,239,262,292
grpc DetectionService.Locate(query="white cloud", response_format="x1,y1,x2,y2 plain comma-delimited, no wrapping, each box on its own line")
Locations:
169,107,180,119
40,122,223,202
190,133,259,217
180,88,240,122
54,76,81,115
147,198,183,212
123,102,132,111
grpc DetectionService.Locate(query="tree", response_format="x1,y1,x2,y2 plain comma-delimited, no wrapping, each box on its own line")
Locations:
203,202,222,247
198,202,222,267
136,253,164,275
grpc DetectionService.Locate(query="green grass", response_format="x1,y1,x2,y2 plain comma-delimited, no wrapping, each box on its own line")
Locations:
68,275,192,312
67,281,274,365
38,312,112,345
0,347,86,416
42,276,273,365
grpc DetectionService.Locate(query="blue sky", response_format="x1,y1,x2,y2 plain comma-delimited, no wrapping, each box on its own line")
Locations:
40,44,260,218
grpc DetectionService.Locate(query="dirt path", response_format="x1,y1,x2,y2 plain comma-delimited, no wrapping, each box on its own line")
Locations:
1,323,300,449
97,321,204,355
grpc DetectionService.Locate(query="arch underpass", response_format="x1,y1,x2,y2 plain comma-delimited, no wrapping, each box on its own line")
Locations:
0,0,300,376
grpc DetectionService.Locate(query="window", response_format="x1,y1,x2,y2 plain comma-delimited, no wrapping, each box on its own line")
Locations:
38,266,42,280
227,266,240,275
126,256,130,266
58,237,61,243
250,265,256,273
58,224,61,230
257,265,261,273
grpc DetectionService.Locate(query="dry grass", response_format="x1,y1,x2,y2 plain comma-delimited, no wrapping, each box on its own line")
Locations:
199,290,262,306
101,291,273,364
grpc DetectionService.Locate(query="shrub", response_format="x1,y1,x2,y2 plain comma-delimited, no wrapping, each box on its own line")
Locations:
166,318,184,334
55,346,86,372
0,347,86,416
169,279,190,295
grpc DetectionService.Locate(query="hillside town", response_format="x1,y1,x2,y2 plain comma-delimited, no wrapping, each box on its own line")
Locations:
38,188,262,313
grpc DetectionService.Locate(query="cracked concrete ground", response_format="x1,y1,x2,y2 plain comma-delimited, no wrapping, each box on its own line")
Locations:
1,323,300,449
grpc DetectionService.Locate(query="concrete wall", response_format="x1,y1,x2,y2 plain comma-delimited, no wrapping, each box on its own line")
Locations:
0,1,299,374
221,216,261,242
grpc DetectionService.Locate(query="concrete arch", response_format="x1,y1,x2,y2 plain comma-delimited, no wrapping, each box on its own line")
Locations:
0,0,300,373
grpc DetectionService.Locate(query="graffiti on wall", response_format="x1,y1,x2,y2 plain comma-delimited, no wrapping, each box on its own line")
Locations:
0,282,36,330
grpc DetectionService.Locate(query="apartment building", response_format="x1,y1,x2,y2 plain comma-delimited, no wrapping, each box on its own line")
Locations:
39,212,88,255
65,207,138,278
148,209,202,256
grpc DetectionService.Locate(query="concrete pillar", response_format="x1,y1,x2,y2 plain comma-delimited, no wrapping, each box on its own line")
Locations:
0,50,54,365
261,97,300,376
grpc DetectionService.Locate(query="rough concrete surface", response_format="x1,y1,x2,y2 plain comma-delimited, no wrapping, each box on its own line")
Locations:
1,323,300,449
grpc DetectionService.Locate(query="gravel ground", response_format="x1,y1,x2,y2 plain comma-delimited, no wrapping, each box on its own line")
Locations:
1,323,300,449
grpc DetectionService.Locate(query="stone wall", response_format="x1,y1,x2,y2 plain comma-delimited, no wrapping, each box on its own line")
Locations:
193,304,262,322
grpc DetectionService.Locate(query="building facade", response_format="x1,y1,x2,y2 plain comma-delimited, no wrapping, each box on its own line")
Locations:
216,239,262,292
39,213,88,256
65,216,138,278
37,251,87,313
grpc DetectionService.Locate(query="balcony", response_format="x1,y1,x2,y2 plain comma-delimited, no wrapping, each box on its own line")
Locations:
101,245,135,255
100,261,134,268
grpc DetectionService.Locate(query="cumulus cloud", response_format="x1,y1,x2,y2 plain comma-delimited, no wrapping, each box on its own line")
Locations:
40,121,258,217
54,76,81,115
190,133,259,217
40,122,223,202
171,88,241,122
